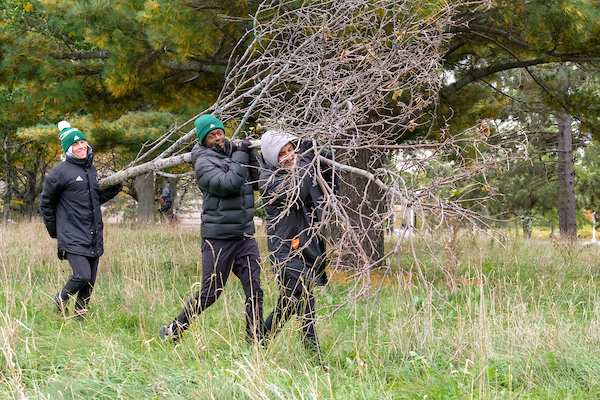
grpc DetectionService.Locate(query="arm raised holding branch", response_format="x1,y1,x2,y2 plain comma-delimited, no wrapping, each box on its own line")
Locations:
158,115,265,344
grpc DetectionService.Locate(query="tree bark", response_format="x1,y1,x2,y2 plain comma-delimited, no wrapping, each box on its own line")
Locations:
2,129,13,221
22,167,39,220
167,177,178,210
557,112,577,239
22,149,47,220
136,172,155,224
333,148,387,268
98,152,191,190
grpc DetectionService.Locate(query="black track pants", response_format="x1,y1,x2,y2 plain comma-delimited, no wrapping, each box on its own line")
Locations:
264,273,319,350
60,253,100,310
175,238,264,341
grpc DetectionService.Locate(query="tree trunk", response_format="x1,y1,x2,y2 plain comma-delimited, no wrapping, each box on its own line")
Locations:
557,112,577,240
136,172,155,224
167,177,178,210
333,148,386,268
2,129,13,221
22,168,39,220
522,214,532,238
22,149,46,220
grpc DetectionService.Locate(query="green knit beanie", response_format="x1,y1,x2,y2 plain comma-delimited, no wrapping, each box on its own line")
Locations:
195,114,225,144
58,121,87,152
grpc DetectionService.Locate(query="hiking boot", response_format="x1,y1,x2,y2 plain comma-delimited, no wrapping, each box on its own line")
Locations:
52,293,69,315
159,322,184,342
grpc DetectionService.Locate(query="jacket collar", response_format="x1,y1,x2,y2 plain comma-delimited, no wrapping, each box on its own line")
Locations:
209,139,232,157
66,148,94,167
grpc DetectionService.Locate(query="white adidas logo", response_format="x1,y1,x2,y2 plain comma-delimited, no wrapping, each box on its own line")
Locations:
210,124,215,128
76,176,83,182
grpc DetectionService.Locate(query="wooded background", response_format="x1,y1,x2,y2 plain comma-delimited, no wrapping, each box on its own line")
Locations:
2,0,600,278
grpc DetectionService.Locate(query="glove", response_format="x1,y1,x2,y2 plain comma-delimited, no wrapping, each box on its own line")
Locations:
298,140,313,153
237,139,251,153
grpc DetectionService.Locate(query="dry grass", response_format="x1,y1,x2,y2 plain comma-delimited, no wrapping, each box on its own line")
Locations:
1,221,600,398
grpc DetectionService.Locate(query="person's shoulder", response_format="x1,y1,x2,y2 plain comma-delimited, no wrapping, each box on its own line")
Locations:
50,160,71,174
44,160,72,186
259,165,276,179
191,142,204,155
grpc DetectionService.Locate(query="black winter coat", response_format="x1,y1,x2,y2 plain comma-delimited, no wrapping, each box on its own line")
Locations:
39,150,122,259
159,195,172,212
259,152,334,286
191,140,260,239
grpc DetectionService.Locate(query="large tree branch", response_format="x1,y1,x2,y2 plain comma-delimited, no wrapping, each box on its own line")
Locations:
51,51,228,73
450,24,531,49
52,51,111,59
98,152,191,190
441,55,600,98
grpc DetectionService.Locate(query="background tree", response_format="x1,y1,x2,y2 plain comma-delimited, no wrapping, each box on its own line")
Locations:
0,0,257,118
4,0,600,296
15,111,181,220
5,0,600,234
96,0,527,293
438,0,600,238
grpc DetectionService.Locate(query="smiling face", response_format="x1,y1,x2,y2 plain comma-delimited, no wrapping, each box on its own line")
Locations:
203,129,225,149
278,142,295,168
71,139,88,159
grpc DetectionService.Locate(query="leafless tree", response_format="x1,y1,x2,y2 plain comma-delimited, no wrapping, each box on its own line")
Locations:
99,0,529,333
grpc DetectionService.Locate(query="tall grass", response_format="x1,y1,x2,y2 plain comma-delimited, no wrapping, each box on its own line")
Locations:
1,220,600,399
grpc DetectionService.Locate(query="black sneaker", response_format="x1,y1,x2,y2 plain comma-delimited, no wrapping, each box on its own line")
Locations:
159,322,183,342
52,293,69,315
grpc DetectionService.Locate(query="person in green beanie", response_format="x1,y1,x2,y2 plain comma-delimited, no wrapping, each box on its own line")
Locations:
159,114,265,344
40,121,122,317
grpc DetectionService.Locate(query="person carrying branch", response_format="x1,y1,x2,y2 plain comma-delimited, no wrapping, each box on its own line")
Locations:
159,114,264,344
40,121,122,317
259,130,336,356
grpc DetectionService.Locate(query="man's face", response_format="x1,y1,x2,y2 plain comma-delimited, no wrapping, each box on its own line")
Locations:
278,142,295,168
204,129,225,149
71,140,88,159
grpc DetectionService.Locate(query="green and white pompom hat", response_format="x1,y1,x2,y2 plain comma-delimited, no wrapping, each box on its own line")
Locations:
58,121,87,153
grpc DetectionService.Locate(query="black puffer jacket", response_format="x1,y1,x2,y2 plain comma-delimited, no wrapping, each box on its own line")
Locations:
191,140,260,239
39,150,122,258
259,152,334,285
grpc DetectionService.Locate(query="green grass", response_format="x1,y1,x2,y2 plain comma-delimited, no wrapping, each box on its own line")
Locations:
2,221,600,399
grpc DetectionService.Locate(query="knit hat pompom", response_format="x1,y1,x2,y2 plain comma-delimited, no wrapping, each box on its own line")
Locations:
58,121,87,152
195,114,225,144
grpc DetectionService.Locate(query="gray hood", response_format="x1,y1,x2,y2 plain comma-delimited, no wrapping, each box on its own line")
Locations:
260,130,298,168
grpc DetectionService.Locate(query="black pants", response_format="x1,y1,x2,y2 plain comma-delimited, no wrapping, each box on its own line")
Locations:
175,238,264,341
60,253,100,311
264,270,319,350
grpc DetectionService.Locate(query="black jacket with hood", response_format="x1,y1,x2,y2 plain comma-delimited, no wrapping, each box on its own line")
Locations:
191,139,261,240
39,149,122,259
259,151,334,286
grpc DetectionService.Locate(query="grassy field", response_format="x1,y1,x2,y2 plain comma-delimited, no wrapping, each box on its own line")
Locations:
2,221,600,399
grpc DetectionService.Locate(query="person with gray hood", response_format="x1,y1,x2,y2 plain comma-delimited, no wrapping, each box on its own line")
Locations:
159,114,264,344
259,130,336,354
40,121,122,317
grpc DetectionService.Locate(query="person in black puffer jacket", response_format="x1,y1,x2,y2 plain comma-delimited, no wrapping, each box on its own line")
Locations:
259,130,337,355
39,121,122,317
159,114,264,344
